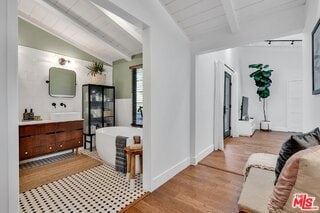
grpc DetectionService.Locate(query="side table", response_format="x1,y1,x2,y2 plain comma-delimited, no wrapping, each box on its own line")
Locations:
124,146,142,190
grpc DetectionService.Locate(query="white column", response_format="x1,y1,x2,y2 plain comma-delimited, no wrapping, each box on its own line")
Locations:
0,0,19,212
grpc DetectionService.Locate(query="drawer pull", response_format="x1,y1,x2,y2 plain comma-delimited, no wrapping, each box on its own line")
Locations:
60,145,63,147
46,132,55,135
78,141,81,144
25,151,28,155
20,135,32,138
49,147,52,150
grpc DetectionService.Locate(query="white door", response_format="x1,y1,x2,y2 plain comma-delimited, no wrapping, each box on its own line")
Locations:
287,80,303,132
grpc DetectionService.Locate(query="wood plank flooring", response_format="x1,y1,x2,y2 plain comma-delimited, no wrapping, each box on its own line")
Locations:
199,131,291,175
124,131,292,213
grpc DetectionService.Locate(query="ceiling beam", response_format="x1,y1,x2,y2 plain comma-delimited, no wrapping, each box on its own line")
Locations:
33,0,132,61
191,5,305,54
90,0,146,30
220,0,240,33
91,2,143,44
19,12,113,65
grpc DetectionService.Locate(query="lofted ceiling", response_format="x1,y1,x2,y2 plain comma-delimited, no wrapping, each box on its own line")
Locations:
18,0,307,61
160,0,307,52
18,0,143,65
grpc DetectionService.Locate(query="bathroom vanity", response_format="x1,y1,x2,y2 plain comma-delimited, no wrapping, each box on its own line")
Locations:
19,120,83,160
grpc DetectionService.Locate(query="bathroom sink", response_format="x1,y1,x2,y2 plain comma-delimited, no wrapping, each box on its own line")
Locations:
50,112,82,121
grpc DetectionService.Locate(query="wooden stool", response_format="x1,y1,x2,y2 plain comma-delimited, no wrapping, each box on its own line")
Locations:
123,146,142,190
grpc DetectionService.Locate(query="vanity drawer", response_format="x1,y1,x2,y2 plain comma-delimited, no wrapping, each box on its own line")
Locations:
55,131,70,142
71,137,83,148
56,139,79,151
36,123,56,135
44,142,56,155
19,136,34,160
71,130,83,139
19,120,84,161
33,134,56,147
19,125,36,137
56,131,82,151
56,121,83,132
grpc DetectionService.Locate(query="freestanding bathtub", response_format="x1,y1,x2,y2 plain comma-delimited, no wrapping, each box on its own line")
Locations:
96,126,143,172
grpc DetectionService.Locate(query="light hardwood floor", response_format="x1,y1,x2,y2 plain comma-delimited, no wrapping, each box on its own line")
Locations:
124,131,292,213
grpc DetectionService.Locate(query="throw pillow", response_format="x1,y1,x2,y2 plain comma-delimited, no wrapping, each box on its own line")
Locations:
268,145,320,212
274,128,320,184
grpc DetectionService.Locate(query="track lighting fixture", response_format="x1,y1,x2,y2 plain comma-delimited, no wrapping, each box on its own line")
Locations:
265,39,302,46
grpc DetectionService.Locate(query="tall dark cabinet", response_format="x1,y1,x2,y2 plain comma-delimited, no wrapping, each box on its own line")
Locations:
82,84,115,151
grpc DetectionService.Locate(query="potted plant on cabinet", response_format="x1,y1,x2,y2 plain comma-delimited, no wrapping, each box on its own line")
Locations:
86,61,106,85
248,63,274,131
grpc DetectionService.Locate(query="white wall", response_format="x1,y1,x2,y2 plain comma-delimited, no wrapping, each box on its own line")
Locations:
302,0,320,132
18,46,112,121
193,48,240,164
115,98,132,126
0,0,19,212
92,0,191,191
238,46,303,132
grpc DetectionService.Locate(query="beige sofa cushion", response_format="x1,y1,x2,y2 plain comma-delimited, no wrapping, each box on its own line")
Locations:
268,145,320,212
238,168,275,213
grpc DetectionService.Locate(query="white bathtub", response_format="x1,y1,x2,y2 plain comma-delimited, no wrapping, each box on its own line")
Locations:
96,126,143,172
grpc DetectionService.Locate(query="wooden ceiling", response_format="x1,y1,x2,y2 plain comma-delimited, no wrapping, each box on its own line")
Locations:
18,0,142,64
18,0,307,59
159,0,307,41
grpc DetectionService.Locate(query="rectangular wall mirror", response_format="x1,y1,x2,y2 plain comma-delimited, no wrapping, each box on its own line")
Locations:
49,67,76,97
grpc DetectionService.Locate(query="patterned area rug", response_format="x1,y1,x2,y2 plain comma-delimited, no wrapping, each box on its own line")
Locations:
20,154,102,193
19,149,145,213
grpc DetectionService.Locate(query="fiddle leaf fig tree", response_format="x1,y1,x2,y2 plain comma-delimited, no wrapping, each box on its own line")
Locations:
248,64,273,122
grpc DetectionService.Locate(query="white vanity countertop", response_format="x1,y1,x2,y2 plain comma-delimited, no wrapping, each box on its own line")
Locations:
19,119,84,126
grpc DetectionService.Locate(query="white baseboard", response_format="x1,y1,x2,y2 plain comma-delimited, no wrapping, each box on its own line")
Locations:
271,126,288,132
190,156,197,165
255,126,293,132
151,157,190,191
191,145,214,165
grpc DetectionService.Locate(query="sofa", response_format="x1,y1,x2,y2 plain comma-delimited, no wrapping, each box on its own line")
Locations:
238,153,278,212
238,147,320,213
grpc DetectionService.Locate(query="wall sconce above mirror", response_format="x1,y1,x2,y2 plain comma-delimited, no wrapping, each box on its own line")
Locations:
58,58,70,65
47,67,76,98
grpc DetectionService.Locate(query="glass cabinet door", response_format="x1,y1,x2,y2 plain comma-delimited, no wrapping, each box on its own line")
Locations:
90,85,103,133
82,85,89,134
103,87,114,127
82,84,115,136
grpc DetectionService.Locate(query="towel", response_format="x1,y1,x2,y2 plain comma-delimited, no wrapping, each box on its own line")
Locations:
115,136,128,174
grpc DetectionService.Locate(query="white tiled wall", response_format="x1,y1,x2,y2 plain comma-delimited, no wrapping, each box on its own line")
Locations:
18,46,112,121
115,98,132,126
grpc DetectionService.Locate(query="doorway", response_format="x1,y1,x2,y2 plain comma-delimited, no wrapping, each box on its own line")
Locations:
224,72,232,138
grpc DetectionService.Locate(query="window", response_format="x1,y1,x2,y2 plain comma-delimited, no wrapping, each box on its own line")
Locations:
132,66,143,127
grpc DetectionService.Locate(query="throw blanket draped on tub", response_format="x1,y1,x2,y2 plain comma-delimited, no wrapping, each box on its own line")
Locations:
115,136,128,173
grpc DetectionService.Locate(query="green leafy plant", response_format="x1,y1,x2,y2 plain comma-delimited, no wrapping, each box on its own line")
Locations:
248,64,274,121
86,61,105,77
